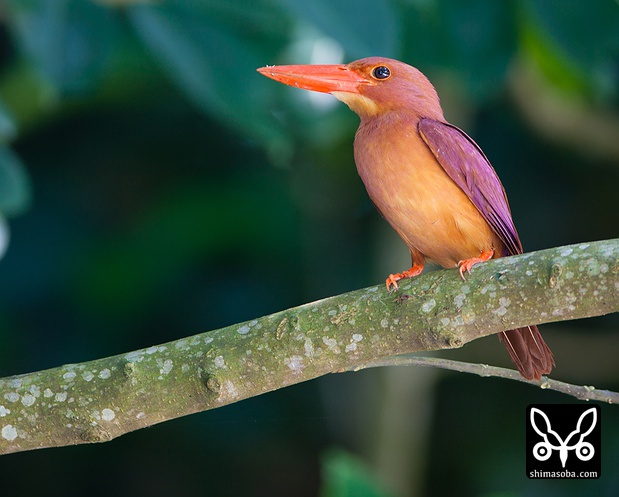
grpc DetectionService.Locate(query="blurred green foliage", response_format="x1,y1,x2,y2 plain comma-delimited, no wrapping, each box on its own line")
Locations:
1,1,618,496
320,449,393,497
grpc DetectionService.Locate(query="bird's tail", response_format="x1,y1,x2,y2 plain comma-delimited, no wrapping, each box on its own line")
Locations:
498,325,554,380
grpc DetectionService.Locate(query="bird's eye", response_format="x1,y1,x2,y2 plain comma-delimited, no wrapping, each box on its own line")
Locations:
372,66,391,80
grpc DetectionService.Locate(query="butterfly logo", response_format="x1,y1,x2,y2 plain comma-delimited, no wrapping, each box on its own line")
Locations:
530,407,597,468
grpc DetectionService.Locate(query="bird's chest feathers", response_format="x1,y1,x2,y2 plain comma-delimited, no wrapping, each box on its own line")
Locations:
354,124,454,228
353,117,495,264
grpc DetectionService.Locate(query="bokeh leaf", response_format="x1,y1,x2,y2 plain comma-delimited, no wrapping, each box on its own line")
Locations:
525,0,619,70
402,0,517,98
5,0,120,93
0,214,9,260
274,0,399,58
0,98,18,142
0,145,31,217
522,0,619,98
320,449,392,497
128,2,289,153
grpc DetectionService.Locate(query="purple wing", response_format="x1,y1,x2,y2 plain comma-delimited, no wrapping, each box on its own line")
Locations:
418,118,522,256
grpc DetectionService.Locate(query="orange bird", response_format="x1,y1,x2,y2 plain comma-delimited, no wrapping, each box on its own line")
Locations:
258,57,554,380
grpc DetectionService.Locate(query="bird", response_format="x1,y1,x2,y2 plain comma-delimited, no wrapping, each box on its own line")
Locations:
258,57,554,380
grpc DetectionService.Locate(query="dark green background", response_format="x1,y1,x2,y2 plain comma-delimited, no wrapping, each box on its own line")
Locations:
1,1,618,496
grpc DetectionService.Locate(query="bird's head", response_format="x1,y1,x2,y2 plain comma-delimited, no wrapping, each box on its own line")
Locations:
258,57,443,121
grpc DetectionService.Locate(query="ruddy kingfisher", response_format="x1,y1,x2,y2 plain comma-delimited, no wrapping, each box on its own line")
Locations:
258,57,554,380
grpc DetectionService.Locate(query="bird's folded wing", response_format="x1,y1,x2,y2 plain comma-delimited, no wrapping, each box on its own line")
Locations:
418,118,523,256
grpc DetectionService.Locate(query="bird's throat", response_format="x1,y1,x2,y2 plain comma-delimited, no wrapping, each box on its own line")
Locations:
332,92,380,119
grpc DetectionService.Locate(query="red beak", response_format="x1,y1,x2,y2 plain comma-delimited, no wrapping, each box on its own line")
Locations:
257,64,370,94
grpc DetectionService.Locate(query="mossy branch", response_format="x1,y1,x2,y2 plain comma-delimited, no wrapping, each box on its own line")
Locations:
1,239,618,455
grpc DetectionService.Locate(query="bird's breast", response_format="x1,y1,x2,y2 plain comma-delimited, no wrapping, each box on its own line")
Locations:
354,117,502,267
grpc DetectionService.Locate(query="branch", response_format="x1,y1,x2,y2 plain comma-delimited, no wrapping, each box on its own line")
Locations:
352,356,619,403
1,239,618,454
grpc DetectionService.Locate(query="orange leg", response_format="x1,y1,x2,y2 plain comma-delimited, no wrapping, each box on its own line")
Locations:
386,262,424,292
457,249,494,280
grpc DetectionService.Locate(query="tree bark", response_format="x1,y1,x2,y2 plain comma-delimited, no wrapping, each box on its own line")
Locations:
1,239,617,454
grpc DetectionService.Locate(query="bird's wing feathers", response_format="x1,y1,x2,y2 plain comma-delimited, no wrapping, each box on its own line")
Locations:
418,118,523,255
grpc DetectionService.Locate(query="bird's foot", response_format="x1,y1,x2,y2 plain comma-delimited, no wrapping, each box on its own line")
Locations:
457,249,494,280
386,264,424,292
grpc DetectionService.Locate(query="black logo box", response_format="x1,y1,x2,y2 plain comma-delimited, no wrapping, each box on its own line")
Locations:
526,404,601,479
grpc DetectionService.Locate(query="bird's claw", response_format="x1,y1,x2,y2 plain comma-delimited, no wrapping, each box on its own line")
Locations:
385,264,424,292
457,249,494,280
386,274,401,292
